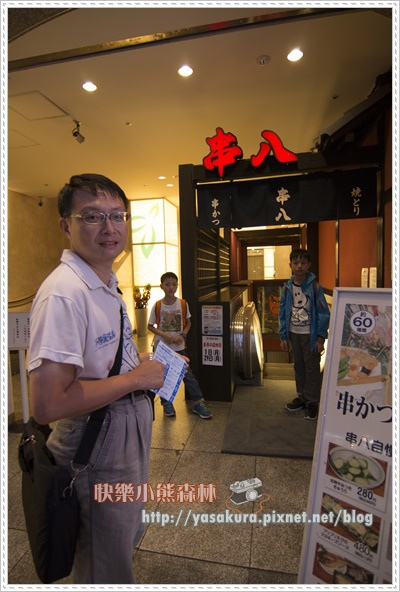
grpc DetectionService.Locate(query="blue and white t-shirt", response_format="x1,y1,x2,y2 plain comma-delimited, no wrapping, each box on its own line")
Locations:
289,283,311,334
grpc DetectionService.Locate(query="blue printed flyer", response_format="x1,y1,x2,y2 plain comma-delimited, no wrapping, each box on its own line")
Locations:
151,341,187,402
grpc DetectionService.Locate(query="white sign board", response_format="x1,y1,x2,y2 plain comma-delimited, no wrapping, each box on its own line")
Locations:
8,312,30,349
369,267,377,288
298,288,392,585
202,336,223,366
361,267,369,288
201,305,223,335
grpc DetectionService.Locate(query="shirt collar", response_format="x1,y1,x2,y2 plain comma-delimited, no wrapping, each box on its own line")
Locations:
60,249,119,293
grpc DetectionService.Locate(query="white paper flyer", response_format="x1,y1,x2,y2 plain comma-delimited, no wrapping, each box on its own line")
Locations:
150,341,187,402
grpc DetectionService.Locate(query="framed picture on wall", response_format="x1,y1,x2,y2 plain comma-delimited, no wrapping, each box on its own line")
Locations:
255,282,285,337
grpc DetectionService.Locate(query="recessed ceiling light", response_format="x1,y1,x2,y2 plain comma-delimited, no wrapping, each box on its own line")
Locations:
287,48,303,62
158,175,166,180
256,55,271,66
166,184,173,187
82,81,97,92
178,65,193,77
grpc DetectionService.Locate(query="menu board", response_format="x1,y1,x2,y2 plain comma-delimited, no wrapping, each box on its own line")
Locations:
298,288,392,585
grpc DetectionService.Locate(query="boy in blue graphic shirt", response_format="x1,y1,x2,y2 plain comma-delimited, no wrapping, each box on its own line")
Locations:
279,249,330,420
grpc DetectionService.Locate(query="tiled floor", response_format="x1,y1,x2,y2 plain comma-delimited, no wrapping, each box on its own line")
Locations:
7,337,312,586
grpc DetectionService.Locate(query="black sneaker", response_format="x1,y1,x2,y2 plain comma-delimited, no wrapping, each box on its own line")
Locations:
304,403,318,420
285,397,305,412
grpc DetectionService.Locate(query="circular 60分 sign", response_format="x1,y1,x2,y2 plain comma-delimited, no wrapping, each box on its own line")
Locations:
350,310,376,335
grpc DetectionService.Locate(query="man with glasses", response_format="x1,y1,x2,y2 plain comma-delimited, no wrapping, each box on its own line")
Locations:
28,174,166,584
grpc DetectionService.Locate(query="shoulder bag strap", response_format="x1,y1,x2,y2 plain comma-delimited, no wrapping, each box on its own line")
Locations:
181,299,187,328
73,306,124,466
155,299,161,326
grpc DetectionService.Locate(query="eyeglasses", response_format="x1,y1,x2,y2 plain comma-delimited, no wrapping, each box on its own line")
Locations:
68,212,131,225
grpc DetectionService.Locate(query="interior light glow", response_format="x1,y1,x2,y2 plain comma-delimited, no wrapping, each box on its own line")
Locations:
82,81,97,92
287,48,303,62
158,175,166,179
178,65,193,77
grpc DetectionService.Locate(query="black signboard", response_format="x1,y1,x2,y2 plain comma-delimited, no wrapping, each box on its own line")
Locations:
197,168,377,229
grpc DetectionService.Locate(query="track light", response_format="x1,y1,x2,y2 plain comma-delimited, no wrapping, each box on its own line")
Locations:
72,120,85,144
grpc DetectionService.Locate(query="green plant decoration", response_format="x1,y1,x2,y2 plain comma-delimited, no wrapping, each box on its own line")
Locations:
133,284,152,309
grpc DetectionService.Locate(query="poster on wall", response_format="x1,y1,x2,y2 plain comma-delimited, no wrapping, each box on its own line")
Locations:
201,306,223,365
8,312,30,349
201,305,223,335
256,285,282,335
298,288,392,585
202,336,223,367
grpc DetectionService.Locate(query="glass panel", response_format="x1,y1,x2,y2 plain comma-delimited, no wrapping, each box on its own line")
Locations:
248,245,293,280
166,244,179,276
274,245,292,279
263,246,275,278
146,287,165,315
248,247,275,280
131,198,165,244
133,244,168,286
131,198,180,293
248,253,264,279
164,200,178,245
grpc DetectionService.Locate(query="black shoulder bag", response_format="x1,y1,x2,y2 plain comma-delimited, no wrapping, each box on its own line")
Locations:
18,307,124,584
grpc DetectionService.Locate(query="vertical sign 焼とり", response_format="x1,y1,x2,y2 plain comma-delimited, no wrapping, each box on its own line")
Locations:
298,288,392,585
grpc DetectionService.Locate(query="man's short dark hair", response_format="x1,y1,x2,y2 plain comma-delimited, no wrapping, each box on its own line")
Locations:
58,173,129,217
160,272,178,283
290,248,311,262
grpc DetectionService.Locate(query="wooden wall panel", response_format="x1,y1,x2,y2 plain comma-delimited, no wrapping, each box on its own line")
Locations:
339,218,378,287
318,220,337,291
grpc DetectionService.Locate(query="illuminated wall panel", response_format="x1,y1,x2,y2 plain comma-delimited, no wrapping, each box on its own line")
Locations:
131,198,179,296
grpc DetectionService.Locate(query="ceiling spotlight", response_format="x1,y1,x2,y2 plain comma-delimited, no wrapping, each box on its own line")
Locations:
82,81,97,92
178,64,193,77
72,120,85,144
287,48,303,62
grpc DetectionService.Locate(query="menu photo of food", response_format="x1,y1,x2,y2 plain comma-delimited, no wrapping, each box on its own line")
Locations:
320,492,381,553
313,542,374,584
337,303,392,406
326,442,388,499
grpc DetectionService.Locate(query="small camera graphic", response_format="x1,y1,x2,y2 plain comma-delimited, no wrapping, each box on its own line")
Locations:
229,477,262,505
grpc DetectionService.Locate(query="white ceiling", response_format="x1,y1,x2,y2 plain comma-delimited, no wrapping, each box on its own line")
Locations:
7,5,393,208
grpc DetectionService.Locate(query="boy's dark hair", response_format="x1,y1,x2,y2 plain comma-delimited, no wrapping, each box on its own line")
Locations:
58,173,129,217
290,248,311,262
160,272,178,283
